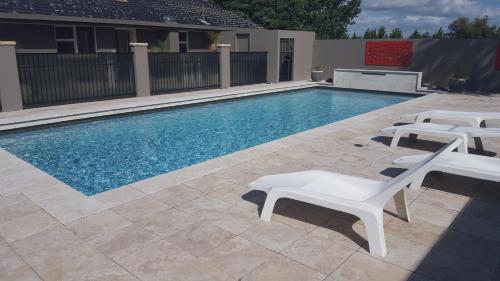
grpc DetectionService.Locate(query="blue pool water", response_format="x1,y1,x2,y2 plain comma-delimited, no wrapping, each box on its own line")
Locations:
0,88,412,195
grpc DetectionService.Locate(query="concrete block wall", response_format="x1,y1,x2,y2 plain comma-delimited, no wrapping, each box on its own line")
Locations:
313,39,500,93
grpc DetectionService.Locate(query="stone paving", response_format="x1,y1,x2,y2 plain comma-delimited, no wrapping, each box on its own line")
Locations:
1,91,500,281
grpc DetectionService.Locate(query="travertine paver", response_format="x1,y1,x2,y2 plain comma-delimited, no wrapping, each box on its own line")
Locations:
151,183,202,206
200,236,275,279
111,195,171,222
0,243,42,281
1,92,500,280
330,252,414,281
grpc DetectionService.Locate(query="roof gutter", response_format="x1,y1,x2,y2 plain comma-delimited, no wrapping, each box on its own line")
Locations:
0,12,260,31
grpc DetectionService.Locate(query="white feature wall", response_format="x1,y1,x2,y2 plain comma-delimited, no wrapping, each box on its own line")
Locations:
333,69,423,94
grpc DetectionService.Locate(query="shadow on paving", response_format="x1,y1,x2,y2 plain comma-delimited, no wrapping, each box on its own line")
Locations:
405,175,500,281
241,163,500,280
372,135,497,156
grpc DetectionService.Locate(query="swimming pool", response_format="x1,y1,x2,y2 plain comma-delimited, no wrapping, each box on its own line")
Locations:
0,88,413,195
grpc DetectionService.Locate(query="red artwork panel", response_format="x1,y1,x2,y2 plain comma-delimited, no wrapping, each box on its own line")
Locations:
496,43,500,70
365,41,413,66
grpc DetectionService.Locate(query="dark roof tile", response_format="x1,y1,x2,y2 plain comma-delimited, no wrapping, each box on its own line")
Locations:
0,0,259,28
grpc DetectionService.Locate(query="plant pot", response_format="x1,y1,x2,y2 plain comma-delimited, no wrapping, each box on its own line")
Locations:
208,43,217,51
311,71,324,82
448,78,467,92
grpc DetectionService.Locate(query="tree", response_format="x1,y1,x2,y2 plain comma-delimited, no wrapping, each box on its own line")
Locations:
377,26,387,39
389,28,403,38
301,0,363,39
212,0,362,39
421,32,431,38
363,28,377,39
433,27,445,39
448,16,500,38
351,32,360,39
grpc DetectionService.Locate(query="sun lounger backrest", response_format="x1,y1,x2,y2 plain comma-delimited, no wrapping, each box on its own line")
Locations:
366,138,463,205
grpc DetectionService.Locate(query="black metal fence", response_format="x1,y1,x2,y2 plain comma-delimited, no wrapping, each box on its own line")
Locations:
17,53,135,106
149,52,220,94
230,52,267,86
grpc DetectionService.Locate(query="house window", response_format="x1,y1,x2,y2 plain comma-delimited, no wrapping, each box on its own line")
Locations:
236,34,250,52
55,26,97,54
76,27,96,53
179,31,188,53
55,26,77,53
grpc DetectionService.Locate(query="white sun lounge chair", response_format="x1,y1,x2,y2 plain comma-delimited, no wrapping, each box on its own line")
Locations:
381,123,500,152
405,110,500,128
392,151,500,190
248,139,463,257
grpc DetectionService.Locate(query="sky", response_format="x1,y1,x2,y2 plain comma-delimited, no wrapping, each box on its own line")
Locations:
348,0,500,36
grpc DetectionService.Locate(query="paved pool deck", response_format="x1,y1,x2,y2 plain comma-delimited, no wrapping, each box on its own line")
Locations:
1,85,499,281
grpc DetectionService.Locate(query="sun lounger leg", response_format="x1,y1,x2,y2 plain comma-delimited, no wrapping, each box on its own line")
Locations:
409,176,424,190
393,189,410,222
260,193,279,222
408,133,418,143
415,116,431,124
390,131,404,148
480,120,486,128
473,137,484,152
361,211,387,257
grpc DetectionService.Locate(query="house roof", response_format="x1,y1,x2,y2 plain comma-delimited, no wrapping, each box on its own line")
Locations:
0,0,260,29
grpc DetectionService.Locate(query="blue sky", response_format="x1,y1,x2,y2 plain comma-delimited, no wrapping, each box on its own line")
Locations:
348,0,500,36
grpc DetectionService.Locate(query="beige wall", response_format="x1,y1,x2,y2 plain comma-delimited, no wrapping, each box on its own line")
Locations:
277,30,315,81
220,29,315,83
313,38,500,92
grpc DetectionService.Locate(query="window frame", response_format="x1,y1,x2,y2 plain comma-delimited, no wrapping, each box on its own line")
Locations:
179,31,188,53
54,25,99,54
55,25,78,53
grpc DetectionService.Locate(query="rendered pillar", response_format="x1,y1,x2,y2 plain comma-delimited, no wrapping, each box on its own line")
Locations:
0,41,23,111
130,43,151,97
218,44,231,89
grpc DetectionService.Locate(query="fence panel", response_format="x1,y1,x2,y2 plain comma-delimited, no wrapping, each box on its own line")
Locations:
16,53,135,106
149,52,220,94
230,52,267,86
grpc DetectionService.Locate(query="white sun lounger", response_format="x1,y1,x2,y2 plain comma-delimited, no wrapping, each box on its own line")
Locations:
248,139,463,257
381,123,500,152
392,151,500,190
405,110,500,128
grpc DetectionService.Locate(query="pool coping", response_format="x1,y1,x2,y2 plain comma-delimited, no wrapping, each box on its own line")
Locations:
0,85,436,224
0,82,318,132
0,82,428,133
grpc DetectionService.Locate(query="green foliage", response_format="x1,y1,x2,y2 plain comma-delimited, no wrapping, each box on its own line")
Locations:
408,29,431,39
207,31,221,44
212,0,362,39
363,28,377,39
448,16,500,38
377,26,387,39
389,28,403,39
150,40,170,52
451,64,470,80
433,27,445,39
312,65,323,71
351,32,360,39
354,16,499,40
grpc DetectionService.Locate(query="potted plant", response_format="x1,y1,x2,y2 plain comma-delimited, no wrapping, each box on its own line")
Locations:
311,65,324,82
149,40,170,52
448,65,470,92
207,31,221,51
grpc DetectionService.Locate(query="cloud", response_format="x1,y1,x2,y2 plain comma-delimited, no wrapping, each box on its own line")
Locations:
348,0,500,36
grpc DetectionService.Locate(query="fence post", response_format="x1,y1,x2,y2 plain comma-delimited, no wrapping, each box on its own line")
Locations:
130,43,151,97
218,44,231,89
0,41,23,111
